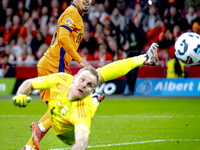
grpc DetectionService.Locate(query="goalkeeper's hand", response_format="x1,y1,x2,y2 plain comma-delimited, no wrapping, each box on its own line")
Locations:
11,94,32,107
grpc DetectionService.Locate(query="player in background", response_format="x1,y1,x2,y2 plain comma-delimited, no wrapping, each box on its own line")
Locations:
12,43,158,150
22,0,94,149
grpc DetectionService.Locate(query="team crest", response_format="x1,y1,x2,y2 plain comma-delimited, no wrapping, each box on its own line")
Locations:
65,18,73,26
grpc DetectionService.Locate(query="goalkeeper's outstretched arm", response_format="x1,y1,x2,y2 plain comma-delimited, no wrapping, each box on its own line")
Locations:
16,79,35,95
11,79,35,107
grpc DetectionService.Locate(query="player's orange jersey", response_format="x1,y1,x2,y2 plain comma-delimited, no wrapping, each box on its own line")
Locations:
37,4,84,74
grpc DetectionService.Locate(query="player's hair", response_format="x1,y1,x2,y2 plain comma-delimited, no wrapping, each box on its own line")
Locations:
76,67,99,87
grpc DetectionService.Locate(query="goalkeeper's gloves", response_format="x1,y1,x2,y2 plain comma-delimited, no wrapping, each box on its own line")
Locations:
143,42,159,66
92,92,105,102
11,94,32,107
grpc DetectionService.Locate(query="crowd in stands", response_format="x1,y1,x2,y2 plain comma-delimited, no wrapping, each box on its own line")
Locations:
0,0,200,77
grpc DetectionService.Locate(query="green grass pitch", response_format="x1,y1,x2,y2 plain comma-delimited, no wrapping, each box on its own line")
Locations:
1,95,200,150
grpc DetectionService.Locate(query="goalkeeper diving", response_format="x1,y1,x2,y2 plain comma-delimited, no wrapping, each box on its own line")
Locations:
11,43,158,150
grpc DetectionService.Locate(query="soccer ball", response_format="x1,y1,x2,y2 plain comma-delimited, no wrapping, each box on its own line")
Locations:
175,32,200,65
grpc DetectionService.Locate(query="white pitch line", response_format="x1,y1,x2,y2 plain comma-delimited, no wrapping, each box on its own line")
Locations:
0,114,199,118
96,115,199,118
0,115,42,117
49,139,200,150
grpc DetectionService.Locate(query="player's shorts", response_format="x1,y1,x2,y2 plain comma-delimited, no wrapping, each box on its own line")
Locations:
37,67,53,102
37,67,71,102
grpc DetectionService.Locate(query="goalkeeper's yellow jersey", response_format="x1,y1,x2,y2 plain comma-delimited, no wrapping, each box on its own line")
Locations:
32,73,98,144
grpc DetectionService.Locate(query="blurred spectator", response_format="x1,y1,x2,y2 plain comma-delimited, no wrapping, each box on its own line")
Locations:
122,18,144,96
5,44,15,63
45,15,58,45
90,17,98,33
0,54,16,77
16,44,35,66
110,7,125,32
24,10,39,37
12,15,27,40
25,0,31,11
29,0,47,15
40,6,50,32
30,31,45,59
5,7,14,24
167,55,186,78
128,3,144,24
16,1,27,19
79,30,97,54
89,0,98,14
36,43,48,60
88,1,98,19
109,7,125,47
103,0,113,14
172,24,181,40
163,4,181,31
113,48,127,60
103,15,111,36
142,4,161,33
12,35,25,57
80,46,94,61
60,0,68,12
146,20,165,44
192,22,200,34
94,23,105,43
158,28,174,49
0,37,6,57
184,6,198,29
98,3,109,25
83,21,94,37
185,0,200,11
51,0,61,18
94,43,113,66
107,38,118,55
115,0,126,15
0,20,14,43
22,11,30,25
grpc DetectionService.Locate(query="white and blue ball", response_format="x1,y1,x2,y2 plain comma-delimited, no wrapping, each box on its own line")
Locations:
175,32,200,65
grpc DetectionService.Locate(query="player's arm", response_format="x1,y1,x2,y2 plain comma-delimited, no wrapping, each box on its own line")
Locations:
59,29,92,68
11,78,35,107
79,59,92,67
71,131,89,150
11,76,51,107
16,78,35,95
59,28,83,63
59,14,92,68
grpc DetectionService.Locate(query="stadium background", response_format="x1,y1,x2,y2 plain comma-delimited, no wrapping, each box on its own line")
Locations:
0,0,200,96
0,0,200,149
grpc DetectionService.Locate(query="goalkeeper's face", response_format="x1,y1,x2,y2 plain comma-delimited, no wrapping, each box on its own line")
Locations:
71,70,97,99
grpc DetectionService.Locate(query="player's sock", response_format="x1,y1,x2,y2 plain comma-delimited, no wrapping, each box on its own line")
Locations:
26,110,50,148
39,119,51,132
23,145,35,150
98,55,144,82
38,110,49,122
26,138,35,149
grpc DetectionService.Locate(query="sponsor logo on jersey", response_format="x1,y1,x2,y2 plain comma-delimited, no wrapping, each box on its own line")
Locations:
38,77,47,82
65,18,73,26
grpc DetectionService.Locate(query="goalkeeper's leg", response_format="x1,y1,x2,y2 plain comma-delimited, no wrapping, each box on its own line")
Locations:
24,88,52,150
24,111,51,150
98,43,158,82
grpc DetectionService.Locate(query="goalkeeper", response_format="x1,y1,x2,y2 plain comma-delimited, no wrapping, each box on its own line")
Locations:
12,43,158,150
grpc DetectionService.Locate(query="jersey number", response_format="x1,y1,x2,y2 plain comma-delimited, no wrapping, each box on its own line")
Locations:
76,33,83,44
